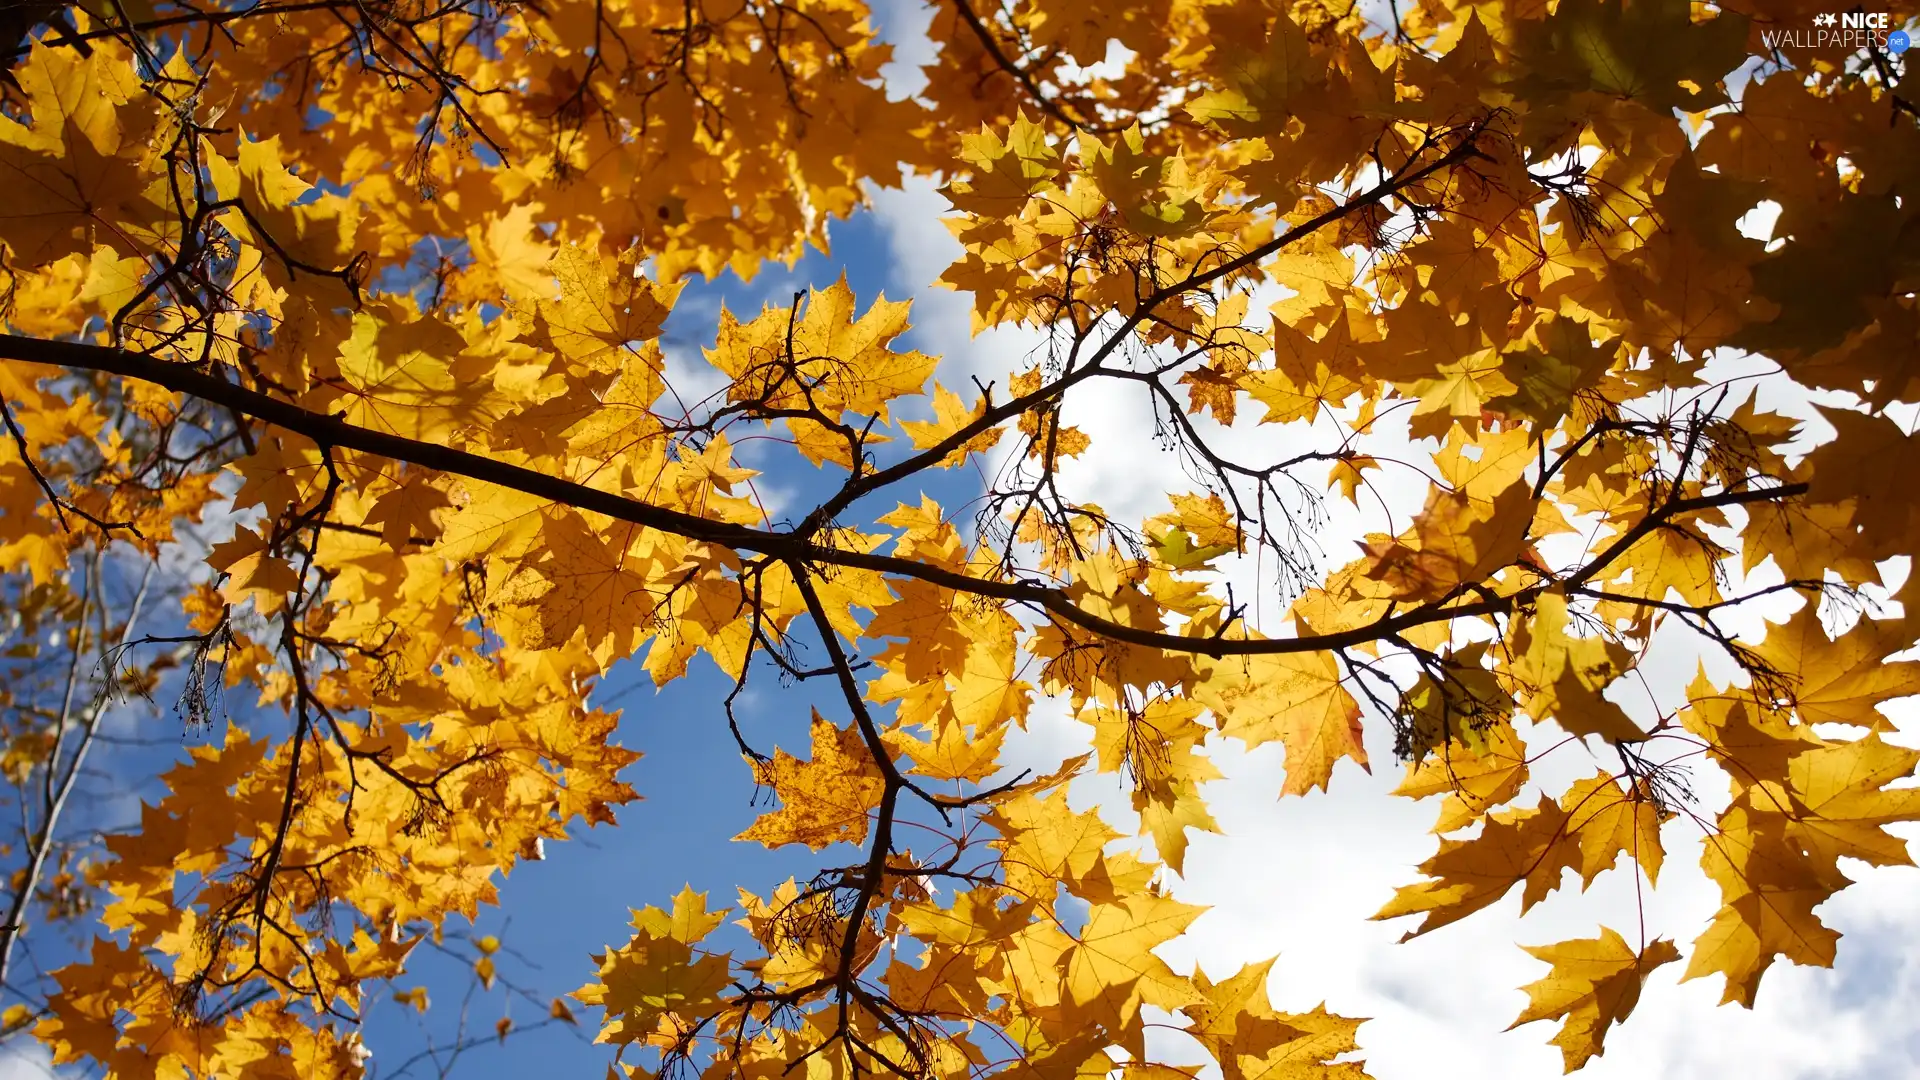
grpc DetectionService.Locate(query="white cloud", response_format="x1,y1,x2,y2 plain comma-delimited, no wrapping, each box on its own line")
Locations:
867,0,935,101
862,61,1920,1080
658,340,734,426
0,1040,61,1080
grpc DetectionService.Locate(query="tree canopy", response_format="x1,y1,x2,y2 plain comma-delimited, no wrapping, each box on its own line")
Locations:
0,0,1917,1077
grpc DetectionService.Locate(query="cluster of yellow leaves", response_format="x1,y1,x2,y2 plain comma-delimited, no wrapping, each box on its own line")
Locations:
0,0,1917,1077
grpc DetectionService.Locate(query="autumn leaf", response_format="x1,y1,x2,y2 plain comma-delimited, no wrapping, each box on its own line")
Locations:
1559,773,1666,887
1182,959,1373,1080
630,886,731,946
536,244,684,374
1081,125,1214,238
1755,602,1920,730
1063,892,1206,1027
1196,649,1367,796
1509,929,1680,1072
1508,591,1646,743
1374,795,1578,939
901,382,1003,464
1151,529,1237,570
1362,480,1535,602
943,111,1062,213
735,710,886,852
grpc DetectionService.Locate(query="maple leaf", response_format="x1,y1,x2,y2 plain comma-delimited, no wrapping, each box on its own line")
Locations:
1326,454,1380,504
1685,803,1843,1007
1184,10,1323,135
1374,795,1578,939
1362,480,1535,602
1394,712,1530,835
0,45,153,266
1778,734,1920,871
208,525,300,615
1508,591,1645,743
735,710,886,852
1182,960,1304,1080
1510,0,1748,112
1151,529,1237,571
327,300,504,443
943,112,1062,214
1755,601,1920,730
896,888,1031,952
1509,929,1680,1072
1678,670,1825,793
1081,125,1215,238
1678,735,1920,1008
536,244,684,374
576,922,732,1047
1401,350,1517,438
1182,959,1373,1080
902,382,1004,465
1559,772,1666,887
1236,1005,1372,1080
210,134,360,303
1394,643,1518,764
892,716,1010,784
707,276,936,457
1494,317,1618,425
77,246,151,320
466,203,558,303
631,886,732,946
1063,892,1205,1028
1596,523,1726,610
1195,650,1367,796
986,787,1122,901
494,511,666,663
364,480,451,548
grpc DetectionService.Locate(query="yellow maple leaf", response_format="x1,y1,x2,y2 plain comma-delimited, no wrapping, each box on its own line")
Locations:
1685,802,1844,1006
1196,650,1367,796
891,716,1009,784
735,710,885,852
1779,734,1920,875
987,786,1122,901
0,43,152,267
902,382,1003,465
1559,772,1666,887
1080,125,1215,238
943,111,1062,214
328,300,504,444
1363,480,1535,602
1402,350,1518,438
1508,591,1645,743
211,134,359,293
1394,713,1530,835
536,244,684,374
1374,795,1577,939
630,885,731,945
575,928,730,1047
1508,928,1680,1072
1755,602,1920,730
1063,892,1205,1027
208,525,300,615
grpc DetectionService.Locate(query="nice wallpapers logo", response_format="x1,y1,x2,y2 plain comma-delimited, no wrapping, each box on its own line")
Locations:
1760,11,1913,52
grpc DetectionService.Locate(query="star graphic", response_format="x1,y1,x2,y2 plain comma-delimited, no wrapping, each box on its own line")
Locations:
1814,11,1837,25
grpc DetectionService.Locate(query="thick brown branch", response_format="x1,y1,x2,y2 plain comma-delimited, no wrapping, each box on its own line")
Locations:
0,334,1806,660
